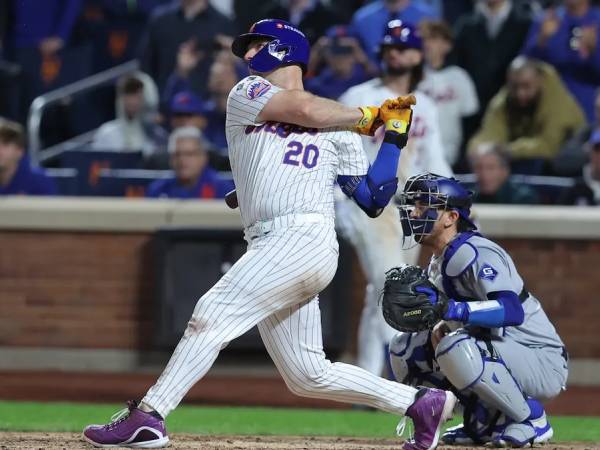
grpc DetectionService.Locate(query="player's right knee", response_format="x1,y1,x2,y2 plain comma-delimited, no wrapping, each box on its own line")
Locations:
436,332,530,422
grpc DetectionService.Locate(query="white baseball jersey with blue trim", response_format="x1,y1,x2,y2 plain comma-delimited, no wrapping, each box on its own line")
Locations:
141,75,418,419
226,75,369,229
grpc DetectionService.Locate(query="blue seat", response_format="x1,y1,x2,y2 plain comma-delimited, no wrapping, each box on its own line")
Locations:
95,168,172,197
44,167,79,196
59,148,143,195
16,45,93,102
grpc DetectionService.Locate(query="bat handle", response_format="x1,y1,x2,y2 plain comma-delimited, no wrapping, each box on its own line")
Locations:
225,189,238,209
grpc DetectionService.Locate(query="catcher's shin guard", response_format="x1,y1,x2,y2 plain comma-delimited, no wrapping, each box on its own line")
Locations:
435,331,530,422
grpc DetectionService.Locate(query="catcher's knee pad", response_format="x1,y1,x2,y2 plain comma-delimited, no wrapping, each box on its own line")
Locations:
389,331,447,388
435,332,530,422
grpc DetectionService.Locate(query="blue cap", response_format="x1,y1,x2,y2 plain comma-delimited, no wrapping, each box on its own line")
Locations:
231,19,310,74
380,20,422,52
170,91,210,115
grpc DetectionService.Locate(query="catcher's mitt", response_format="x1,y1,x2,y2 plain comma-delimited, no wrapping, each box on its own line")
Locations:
381,265,448,332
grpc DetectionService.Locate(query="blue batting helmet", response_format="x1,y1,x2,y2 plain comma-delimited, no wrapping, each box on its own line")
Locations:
397,173,476,241
379,20,423,55
231,19,310,74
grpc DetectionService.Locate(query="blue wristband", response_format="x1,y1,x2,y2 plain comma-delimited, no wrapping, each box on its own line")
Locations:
444,300,469,322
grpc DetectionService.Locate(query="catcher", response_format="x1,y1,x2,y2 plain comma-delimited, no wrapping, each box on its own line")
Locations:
381,173,568,447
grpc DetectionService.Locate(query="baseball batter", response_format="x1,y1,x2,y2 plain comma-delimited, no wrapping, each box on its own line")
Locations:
83,20,456,450
387,173,568,447
337,20,452,377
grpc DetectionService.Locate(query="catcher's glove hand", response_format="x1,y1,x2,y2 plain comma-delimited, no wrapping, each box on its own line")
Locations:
381,264,448,332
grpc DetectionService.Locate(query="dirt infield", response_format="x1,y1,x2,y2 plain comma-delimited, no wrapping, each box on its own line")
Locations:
0,433,597,450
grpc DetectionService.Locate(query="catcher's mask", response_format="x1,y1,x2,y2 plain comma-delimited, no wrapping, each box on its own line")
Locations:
397,173,476,244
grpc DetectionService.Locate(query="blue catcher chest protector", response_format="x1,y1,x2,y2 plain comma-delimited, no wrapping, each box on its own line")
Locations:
231,19,310,74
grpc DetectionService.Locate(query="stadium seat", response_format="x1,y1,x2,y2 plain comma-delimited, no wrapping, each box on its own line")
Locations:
95,168,172,197
44,168,79,196
59,148,143,195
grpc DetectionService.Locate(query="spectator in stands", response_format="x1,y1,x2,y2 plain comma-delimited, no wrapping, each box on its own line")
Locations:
470,142,539,204
350,0,439,62
146,127,231,199
92,73,160,156
169,90,211,132
305,27,376,100
258,0,341,45
453,0,531,117
139,0,235,96
555,88,600,176
8,0,82,55
418,19,479,168
468,57,586,174
522,0,600,122
0,119,57,196
204,55,239,153
560,130,600,205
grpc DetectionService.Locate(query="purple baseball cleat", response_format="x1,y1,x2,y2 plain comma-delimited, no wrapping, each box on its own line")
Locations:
83,400,169,448
402,388,457,450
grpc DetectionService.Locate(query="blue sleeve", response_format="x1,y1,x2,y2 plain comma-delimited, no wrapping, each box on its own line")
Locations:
145,180,163,198
54,0,83,42
337,132,401,217
36,175,58,196
444,291,524,327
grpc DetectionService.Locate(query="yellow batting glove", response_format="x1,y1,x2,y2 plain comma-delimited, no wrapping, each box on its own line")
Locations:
379,94,417,147
354,106,383,136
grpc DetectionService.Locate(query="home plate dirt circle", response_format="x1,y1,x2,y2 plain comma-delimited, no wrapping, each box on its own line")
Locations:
0,432,597,449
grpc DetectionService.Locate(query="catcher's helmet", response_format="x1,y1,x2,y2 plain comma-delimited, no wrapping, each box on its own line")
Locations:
397,173,476,241
232,19,310,74
378,19,423,56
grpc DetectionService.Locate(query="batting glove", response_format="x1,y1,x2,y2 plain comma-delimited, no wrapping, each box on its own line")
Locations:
380,94,416,148
354,106,383,136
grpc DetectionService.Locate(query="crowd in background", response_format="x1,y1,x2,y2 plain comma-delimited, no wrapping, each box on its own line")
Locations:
0,0,599,205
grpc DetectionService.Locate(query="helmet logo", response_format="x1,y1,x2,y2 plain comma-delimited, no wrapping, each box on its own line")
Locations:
268,39,290,61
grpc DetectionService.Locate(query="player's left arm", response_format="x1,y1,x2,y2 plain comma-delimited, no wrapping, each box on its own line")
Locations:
337,95,416,218
441,247,525,327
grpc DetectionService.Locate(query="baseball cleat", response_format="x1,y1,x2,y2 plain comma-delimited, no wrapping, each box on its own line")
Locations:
491,407,553,448
402,387,457,450
441,422,492,445
82,400,169,448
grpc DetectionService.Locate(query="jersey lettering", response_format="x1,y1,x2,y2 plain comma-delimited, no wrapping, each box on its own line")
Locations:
245,121,318,138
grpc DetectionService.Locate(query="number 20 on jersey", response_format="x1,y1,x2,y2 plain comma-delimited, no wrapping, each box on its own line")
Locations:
283,141,319,169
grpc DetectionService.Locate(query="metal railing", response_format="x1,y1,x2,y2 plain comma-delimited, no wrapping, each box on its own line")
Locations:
27,59,140,166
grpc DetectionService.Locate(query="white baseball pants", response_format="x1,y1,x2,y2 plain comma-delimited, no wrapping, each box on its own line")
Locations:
143,214,417,418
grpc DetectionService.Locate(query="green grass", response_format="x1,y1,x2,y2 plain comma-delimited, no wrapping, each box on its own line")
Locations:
0,401,598,442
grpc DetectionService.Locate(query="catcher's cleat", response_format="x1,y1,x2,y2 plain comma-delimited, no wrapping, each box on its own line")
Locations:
83,400,169,448
491,412,553,448
441,423,492,446
401,387,457,450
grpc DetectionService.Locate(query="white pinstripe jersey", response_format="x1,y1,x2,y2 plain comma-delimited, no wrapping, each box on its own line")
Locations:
226,75,369,228
339,79,452,184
